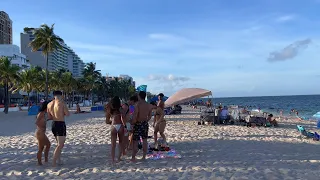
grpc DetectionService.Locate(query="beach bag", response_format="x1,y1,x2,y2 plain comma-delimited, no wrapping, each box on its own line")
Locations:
265,122,271,127
313,132,320,141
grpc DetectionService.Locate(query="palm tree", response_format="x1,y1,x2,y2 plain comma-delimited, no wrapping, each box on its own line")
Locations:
75,77,89,105
83,62,101,105
60,72,76,107
0,57,20,114
27,24,64,100
12,68,35,110
95,76,109,103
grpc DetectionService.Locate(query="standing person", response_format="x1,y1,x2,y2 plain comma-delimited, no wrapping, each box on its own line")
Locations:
157,93,165,110
47,91,70,167
131,91,153,162
127,95,138,150
121,102,130,155
151,102,167,148
105,96,127,163
35,101,50,165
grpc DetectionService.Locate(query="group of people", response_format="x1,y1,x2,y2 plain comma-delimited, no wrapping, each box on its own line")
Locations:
34,90,168,166
35,91,70,166
105,91,167,163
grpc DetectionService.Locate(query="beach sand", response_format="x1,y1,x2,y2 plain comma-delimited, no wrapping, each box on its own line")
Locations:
1,106,320,179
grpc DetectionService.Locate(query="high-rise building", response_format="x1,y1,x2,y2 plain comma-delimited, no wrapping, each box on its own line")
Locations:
0,44,30,69
20,28,85,77
0,11,12,44
67,48,85,78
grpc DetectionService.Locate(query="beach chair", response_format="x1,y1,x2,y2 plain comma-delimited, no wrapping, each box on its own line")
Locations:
296,125,314,139
199,108,215,125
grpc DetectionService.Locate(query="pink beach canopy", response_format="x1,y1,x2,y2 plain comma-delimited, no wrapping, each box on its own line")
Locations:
165,88,212,107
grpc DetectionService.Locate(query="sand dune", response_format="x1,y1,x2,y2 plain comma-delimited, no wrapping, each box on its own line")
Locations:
1,106,320,179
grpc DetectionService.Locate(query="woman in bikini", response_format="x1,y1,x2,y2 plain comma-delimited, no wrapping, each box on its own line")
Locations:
151,102,167,148
35,101,51,165
106,96,127,163
121,103,131,155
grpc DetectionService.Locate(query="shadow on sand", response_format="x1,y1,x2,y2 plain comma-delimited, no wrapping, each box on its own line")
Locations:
0,111,105,137
1,138,320,179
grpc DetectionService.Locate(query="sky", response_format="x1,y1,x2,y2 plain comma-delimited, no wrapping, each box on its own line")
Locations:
2,0,320,97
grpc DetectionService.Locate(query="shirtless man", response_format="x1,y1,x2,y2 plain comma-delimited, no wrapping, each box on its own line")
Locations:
47,90,70,166
131,91,153,161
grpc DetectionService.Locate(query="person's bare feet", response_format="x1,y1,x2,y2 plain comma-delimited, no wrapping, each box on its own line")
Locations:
130,158,136,162
37,162,43,166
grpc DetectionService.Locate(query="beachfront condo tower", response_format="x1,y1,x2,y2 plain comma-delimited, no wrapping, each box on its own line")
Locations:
20,28,85,78
0,11,12,44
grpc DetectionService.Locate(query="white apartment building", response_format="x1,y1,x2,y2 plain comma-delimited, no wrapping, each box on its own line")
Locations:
67,48,85,78
0,44,30,69
20,28,85,77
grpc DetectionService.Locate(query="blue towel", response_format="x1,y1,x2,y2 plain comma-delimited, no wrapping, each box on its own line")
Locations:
136,85,147,92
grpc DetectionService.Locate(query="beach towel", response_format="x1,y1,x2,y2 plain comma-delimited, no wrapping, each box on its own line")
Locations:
136,85,147,92
148,149,181,160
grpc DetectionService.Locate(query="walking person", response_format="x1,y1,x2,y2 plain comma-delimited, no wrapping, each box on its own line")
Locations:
47,91,70,167
35,101,50,165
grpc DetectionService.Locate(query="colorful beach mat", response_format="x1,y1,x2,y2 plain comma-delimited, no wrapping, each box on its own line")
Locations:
147,149,182,160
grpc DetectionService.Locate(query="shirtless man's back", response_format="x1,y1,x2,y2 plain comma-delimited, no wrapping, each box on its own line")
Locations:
47,91,70,166
131,91,153,161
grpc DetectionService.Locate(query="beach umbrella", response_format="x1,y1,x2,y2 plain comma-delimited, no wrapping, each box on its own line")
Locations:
312,112,320,118
165,88,212,107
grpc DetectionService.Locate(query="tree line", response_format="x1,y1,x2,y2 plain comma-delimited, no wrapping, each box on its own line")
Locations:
0,23,138,114
0,57,137,114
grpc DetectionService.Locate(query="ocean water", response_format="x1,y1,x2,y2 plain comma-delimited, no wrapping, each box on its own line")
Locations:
204,95,320,119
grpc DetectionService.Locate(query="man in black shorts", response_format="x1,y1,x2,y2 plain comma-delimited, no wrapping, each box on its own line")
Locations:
131,91,153,161
47,90,70,166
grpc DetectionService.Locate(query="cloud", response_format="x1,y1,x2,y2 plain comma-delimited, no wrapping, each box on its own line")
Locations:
148,33,206,47
148,74,190,82
134,69,320,97
267,39,312,62
143,74,190,94
67,41,148,55
275,15,295,22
